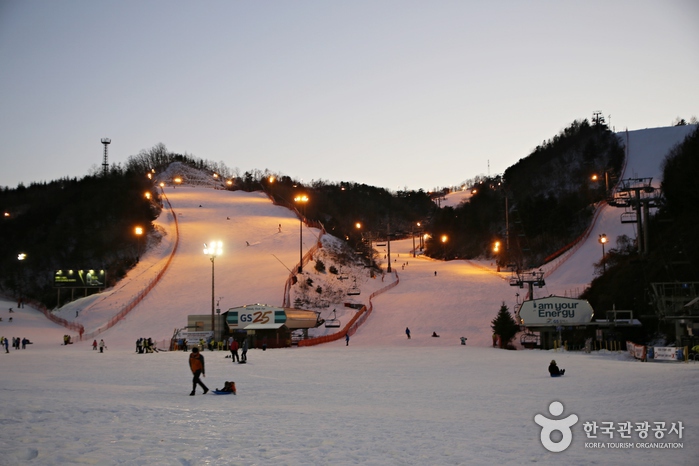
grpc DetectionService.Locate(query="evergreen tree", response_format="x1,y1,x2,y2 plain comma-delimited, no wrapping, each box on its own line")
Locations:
491,302,519,349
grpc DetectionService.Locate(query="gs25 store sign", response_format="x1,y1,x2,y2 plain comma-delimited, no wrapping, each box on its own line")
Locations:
227,305,287,328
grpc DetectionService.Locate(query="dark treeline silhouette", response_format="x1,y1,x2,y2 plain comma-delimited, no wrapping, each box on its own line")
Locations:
0,166,160,308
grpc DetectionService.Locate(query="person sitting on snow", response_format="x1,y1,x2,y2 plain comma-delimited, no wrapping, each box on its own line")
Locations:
217,381,237,394
548,360,565,377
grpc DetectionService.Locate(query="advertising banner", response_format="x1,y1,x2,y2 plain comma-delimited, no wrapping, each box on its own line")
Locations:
54,269,106,288
652,347,679,360
627,341,646,360
517,296,594,327
226,304,286,329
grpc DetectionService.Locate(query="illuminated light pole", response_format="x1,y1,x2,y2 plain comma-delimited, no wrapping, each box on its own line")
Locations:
598,234,607,273
204,241,223,342
493,240,501,272
294,195,308,273
17,253,26,307
441,234,448,259
134,226,143,262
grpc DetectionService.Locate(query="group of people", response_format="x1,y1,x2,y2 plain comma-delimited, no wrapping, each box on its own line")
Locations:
227,336,248,363
136,337,159,353
91,339,106,353
1,336,31,352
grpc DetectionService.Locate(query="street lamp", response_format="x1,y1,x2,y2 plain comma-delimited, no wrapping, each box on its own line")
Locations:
204,241,223,342
598,234,607,272
134,226,143,262
294,195,308,273
17,253,26,307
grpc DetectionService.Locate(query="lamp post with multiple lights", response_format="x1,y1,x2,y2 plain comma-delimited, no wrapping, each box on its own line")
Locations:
204,241,223,341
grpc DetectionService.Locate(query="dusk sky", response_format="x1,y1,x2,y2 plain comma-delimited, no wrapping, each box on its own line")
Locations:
1,1,697,191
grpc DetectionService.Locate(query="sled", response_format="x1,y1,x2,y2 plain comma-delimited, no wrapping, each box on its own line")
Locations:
212,390,236,395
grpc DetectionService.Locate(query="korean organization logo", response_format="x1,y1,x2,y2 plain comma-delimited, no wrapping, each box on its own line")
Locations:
534,401,579,452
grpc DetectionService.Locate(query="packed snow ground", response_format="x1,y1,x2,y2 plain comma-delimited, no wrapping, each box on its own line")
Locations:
1,126,697,465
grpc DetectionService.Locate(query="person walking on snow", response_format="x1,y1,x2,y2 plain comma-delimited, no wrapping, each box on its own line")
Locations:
405,327,411,339
241,339,248,362
99,339,105,353
188,347,209,395
230,339,239,362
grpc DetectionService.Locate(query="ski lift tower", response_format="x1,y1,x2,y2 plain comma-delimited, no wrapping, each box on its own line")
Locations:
509,269,546,300
101,138,111,177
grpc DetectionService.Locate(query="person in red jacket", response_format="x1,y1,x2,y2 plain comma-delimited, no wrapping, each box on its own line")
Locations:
229,339,239,363
189,347,209,396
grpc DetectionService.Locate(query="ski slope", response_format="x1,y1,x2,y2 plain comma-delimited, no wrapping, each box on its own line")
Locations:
20,124,699,350
2,125,697,465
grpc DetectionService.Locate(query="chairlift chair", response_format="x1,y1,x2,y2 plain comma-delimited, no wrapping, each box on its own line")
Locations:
324,309,341,328
347,278,361,296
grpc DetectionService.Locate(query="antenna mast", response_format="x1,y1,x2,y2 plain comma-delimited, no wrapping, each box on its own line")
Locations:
101,138,111,176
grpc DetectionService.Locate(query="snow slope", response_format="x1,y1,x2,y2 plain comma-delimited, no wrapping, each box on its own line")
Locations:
1,125,696,465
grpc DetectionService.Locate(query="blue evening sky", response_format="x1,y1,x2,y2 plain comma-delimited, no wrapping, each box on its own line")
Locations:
1,0,697,191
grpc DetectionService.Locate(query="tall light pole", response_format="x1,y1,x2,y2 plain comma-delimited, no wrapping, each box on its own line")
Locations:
294,195,308,273
17,253,26,307
598,234,607,273
134,226,143,262
204,241,223,342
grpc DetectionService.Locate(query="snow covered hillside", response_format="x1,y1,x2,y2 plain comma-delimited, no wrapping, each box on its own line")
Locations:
1,125,696,465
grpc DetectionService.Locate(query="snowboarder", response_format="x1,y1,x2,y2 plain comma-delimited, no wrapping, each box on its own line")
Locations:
548,360,565,377
405,327,411,339
460,336,467,345
188,347,209,396
432,332,440,338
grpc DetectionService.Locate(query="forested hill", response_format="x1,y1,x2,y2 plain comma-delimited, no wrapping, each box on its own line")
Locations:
426,119,624,267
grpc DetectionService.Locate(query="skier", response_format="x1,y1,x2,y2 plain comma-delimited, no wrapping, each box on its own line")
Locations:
345,333,350,346
99,339,106,353
92,339,97,351
548,360,565,377
405,327,411,339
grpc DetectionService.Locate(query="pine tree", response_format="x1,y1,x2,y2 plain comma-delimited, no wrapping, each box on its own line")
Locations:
491,302,519,349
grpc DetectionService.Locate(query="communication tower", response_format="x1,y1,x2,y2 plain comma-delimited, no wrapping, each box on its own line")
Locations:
101,138,111,176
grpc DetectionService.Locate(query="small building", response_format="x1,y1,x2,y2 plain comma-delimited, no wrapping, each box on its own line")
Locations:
516,296,642,350
182,304,323,349
226,304,323,348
